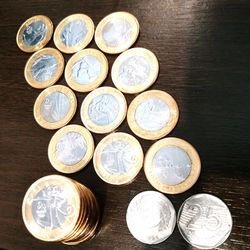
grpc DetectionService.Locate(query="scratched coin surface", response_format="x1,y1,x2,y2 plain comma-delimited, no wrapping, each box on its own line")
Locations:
95,12,139,54
144,137,201,194
177,193,233,249
17,15,53,53
48,124,94,174
126,191,176,244
34,85,77,130
22,175,81,241
127,90,179,140
112,48,159,93
65,48,108,92
24,48,64,89
80,87,127,134
54,14,94,54
93,132,143,185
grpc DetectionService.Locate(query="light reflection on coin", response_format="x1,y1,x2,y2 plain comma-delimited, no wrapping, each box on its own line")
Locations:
24,48,64,89
17,15,53,53
127,90,179,140
54,14,94,54
112,48,159,93
48,124,94,174
93,132,143,185
144,137,201,194
95,12,139,54
177,193,233,249
34,85,77,130
80,87,127,134
126,191,176,244
65,49,108,92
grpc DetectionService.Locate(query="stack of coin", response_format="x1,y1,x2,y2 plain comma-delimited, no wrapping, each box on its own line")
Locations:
22,175,99,245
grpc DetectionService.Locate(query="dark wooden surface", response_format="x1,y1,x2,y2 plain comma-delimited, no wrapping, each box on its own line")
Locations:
0,1,250,249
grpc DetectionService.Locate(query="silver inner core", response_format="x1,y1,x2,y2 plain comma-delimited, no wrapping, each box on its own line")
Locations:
88,94,119,126
153,146,191,185
31,54,58,82
101,140,137,175
60,19,87,47
102,18,132,47
56,132,86,165
71,55,101,84
135,98,170,131
40,92,70,123
32,185,69,230
23,21,47,46
118,55,150,86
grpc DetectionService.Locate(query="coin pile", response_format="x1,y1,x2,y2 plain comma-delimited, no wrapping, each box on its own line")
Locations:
22,175,99,245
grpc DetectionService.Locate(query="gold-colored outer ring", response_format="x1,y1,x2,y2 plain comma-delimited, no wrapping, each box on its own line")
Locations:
16,15,53,53
144,137,201,194
33,85,77,130
80,87,127,134
22,175,81,242
93,132,144,185
127,90,179,140
65,48,108,92
54,14,94,54
111,47,159,94
48,124,94,174
24,48,64,89
95,12,140,54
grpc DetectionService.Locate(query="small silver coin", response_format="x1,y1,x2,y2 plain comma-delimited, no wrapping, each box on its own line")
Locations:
126,191,176,244
177,193,233,249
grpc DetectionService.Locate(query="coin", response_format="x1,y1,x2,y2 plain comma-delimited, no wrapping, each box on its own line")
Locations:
95,12,139,54
16,15,53,53
80,87,127,134
127,90,179,140
54,14,94,54
93,132,144,185
177,193,233,249
126,191,176,244
48,124,94,174
144,137,201,194
111,48,159,93
65,48,108,92
34,85,77,130
24,48,64,89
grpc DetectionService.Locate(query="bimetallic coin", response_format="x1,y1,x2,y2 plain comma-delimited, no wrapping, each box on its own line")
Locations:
34,85,77,130
126,191,176,244
177,193,233,249
144,137,201,194
48,124,94,174
127,90,179,140
95,12,139,54
93,132,144,185
65,49,108,92
111,48,159,93
16,15,53,53
22,175,81,242
54,14,94,54
80,87,127,134
24,48,64,89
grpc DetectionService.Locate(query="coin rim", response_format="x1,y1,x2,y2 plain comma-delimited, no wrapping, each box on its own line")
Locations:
111,47,159,94
33,85,77,130
127,90,179,140
95,11,140,54
65,48,108,92
16,15,53,53
54,13,95,54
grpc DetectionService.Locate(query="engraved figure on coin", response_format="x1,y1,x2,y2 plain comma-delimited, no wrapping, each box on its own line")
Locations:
118,56,150,86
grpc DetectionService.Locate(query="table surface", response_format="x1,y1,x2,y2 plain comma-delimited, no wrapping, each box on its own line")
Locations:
0,1,250,250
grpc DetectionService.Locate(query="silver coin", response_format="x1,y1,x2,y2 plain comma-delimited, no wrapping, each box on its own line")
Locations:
126,191,176,244
177,193,233,249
